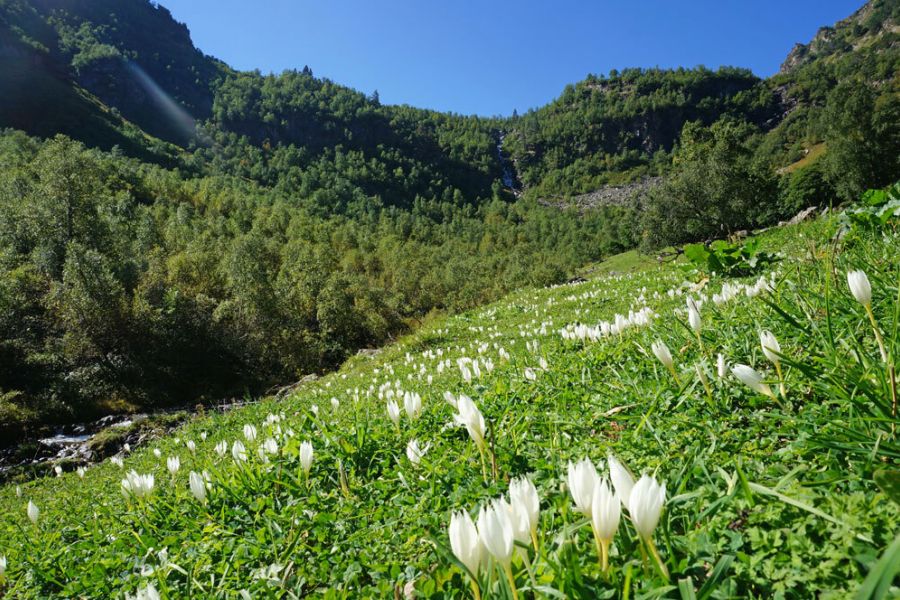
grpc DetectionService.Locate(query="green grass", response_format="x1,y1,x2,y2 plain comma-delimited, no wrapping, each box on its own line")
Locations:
0,216,898,598
580,249,659,277
779,142,827,175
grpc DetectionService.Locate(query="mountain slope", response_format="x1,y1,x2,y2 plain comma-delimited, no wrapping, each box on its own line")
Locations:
0,211,897,597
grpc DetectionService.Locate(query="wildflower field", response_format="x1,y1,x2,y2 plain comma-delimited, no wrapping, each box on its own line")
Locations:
0,211,898,598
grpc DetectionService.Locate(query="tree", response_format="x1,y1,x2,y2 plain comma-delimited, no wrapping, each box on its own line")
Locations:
640,118,777,250
822,81,900,201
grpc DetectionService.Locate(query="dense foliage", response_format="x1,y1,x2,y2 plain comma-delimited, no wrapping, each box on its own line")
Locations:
0,131,637,436
502,66,779,197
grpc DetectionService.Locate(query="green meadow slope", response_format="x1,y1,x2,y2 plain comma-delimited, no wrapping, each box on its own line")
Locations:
0,207,898,598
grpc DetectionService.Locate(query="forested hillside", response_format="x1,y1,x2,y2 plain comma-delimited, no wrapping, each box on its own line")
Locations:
0,0,897,440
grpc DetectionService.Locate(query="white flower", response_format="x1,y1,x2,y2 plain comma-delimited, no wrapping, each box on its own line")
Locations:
231,440,247,462
167,456,180,476
189,471,207,503
153,448,161,458
847,270,872,305
77,466,86,479
508,476,540,539
687,298,701,334
477,500,515,565
651,340,674,369
386,400,401,426
524,367,537,381
607,453,635,506
0,554,6,576
443,391,458,409
121,470,155,499
453,395,486,451
243,424,257,443
591,479,621,542
331,397,340,411
731,364,774,399
27,500,39,524
759,330,781,365
716,353,728,379
628,474,666,540
567,458,600,517
200,432,208,441
310,404,319,416
406,439,430,466
110,456,124,468
263,438,278,456
54,465,62,477
186,440,196,453
403,392,422,420
299,441,314,474
130,582,161,600
448,511,482,577
214,441,227,458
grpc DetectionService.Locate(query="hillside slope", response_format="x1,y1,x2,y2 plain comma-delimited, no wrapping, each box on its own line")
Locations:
0,206,897,597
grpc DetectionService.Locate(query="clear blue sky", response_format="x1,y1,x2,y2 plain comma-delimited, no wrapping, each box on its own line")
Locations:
161,0,863,117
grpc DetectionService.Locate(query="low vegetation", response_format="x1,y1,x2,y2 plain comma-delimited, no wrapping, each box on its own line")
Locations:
0,189,897,597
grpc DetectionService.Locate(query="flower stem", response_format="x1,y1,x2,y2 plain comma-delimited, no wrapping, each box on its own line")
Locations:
865,304,889,363
645,537,670,581
774,362,787,401
667,365,681,387
522,551,539,590
591,528,610,575
502,563,519,600
478,446,487,483
469,578,482,600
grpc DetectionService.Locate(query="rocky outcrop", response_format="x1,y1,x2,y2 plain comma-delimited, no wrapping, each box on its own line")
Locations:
778,0,894,74
537,177,662,212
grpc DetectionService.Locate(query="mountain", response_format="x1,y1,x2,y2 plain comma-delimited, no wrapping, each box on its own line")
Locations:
0,0,896,439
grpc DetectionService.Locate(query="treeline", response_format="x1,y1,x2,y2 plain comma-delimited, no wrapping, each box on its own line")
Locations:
0,131,636,436
502,66,780,198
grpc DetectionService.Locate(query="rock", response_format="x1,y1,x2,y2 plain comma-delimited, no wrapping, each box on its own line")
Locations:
537,177,663,212
787,206,818,225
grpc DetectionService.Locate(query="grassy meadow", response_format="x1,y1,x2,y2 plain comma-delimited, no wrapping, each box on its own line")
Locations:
0,214,898,599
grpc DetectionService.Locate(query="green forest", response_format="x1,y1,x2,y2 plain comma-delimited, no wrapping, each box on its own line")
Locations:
0,0,897,439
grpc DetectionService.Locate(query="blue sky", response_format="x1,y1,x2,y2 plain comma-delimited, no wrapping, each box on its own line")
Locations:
161,0,863,117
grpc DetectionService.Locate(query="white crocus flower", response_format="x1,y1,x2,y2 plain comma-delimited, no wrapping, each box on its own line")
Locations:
567,458,599,517
449,510,482,586
406,439,430,466
731,364,776,401
628,474,669,579
189,471,207,504
27,500,39,525
716,353,728,379
477,500,517,597
299,441,314,475
591,479,621,573
847,270,872,305
386,400,401,428
231,441,247,462
509,476,540,550
607,453,635,506
848,269,888,362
